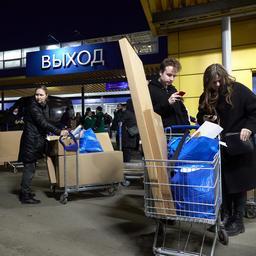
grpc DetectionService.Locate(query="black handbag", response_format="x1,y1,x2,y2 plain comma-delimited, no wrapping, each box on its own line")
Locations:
224,132,255,156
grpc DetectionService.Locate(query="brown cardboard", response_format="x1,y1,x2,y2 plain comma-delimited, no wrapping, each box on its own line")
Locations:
47,136,76,156
46,132,123,187
56,151,123,187
95,133,114,151
47,156,57,184
47,132,113,156
0,131,22,164
119,38,175,215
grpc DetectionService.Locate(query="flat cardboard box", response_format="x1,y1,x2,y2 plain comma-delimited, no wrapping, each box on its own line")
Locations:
0,131,22,164
47,132,124,187
56,151,123,187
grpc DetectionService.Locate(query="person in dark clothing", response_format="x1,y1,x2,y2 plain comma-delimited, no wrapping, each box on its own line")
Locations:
60,107,71,129
6,108,24,130
148,57,190,130
83,109,96,130
120,99,139,162
18,85,69,204
197,63,256,236
93,106,105,133
111,103,124,149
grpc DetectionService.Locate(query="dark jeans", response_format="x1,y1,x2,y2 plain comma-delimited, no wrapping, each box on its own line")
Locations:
222,190,247,215
123,148,132,162
21,162,36,194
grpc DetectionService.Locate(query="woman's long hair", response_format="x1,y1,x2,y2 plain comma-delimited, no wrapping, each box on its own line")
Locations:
199,64,235,114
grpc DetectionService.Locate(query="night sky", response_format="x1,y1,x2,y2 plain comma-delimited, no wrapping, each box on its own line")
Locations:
0,0,149,51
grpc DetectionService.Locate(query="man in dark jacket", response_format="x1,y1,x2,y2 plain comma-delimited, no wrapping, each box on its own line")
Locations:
19,86,68,204
149,57,190,129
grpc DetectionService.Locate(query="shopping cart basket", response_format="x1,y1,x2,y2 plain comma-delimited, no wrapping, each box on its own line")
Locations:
58,132,119,204
144,125,228,256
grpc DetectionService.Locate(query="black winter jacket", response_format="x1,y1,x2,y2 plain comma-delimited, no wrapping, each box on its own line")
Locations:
120,99,138,149
197,82,256,193
19,98,61,163
148,78,190,128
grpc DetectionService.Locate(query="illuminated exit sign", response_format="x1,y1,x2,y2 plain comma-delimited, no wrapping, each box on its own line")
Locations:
26,41,123,77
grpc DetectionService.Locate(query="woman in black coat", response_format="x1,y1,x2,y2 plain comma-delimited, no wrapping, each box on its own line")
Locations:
19,85,68,204
197,64,256,236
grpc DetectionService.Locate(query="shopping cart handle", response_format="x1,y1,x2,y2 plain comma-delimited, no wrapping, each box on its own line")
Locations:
59,132,78,152
165,125,199,132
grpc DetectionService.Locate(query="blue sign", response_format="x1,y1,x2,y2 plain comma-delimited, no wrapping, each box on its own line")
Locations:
26,37,168,77
105,82,129,90
26,41,123,77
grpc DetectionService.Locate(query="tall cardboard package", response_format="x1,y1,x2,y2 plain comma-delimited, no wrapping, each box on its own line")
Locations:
119,38,175,216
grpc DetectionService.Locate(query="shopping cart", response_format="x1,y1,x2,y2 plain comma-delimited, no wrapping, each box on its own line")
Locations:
118,122,144,187
58,132,119,204
144,125,228,256
245,189,256,218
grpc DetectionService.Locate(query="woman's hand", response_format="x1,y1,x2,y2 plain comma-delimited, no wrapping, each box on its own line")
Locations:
60,130,69,136
203,115,218,122
168,92,182,105
240,128,252,141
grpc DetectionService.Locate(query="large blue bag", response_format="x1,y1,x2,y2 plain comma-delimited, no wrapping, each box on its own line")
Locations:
79,128,103,153
170,136,219,219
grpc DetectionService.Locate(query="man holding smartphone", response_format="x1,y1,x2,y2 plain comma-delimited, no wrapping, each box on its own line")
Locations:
148,57,190,128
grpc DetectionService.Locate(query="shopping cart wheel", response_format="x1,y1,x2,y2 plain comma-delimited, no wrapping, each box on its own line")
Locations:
218,228,229,245
244,204,256,218
50,185,56,194
106,184,119,196
121,179,130,187
60,193,68,204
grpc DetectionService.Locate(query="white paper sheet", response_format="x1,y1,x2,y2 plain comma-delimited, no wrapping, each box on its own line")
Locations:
191,121,223,139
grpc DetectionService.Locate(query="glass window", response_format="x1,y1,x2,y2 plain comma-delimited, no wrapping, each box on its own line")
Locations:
0,52,3,61
22,47,40,58
45,44,60,50
4,49,21,60
0,61,3,69
62,41,82,48
4,60,21,68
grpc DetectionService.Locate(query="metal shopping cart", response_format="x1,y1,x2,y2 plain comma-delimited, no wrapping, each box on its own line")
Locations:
144,125,228,256
245,189,256,218
118,122,144,187
58,132,119,204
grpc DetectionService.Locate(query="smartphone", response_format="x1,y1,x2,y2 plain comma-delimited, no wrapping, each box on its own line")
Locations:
177,91,186,96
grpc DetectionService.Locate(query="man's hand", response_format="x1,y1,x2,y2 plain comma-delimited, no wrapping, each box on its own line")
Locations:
168,92,183,104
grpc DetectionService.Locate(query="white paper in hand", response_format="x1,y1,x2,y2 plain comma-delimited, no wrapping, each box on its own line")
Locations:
192,121,223,139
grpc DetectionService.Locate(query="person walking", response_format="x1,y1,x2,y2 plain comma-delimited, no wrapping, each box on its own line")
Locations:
148,57,190,129
197,63,256,236
18,85,68,204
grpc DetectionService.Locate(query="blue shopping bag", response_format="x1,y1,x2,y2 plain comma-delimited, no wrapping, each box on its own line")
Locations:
170,136,219,219
171,164,215,219
79,128,103,153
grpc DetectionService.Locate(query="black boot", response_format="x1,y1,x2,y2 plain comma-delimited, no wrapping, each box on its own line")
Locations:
225,212,245,236
222,212,234,229
19,192,41,204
